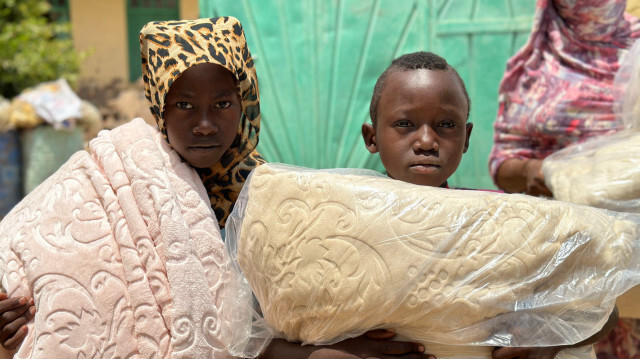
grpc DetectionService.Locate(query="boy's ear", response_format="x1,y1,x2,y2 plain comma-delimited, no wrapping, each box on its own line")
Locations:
361,123,378,154
463,122,473,153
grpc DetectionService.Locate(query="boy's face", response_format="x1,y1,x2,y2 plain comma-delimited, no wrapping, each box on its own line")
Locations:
362,68,472,187
164,63,242,169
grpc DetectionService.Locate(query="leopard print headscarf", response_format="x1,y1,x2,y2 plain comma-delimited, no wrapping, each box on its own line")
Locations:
140,16,265,227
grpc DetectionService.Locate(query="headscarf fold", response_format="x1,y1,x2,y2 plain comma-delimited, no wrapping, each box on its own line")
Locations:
140,16,265,227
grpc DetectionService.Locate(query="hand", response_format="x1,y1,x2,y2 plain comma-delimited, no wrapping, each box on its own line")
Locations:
495,158,551,195
312,332,433,359
262,331,435,359
522,159,552,197
492,346,563,359
0,293,36,350
492,307,618,359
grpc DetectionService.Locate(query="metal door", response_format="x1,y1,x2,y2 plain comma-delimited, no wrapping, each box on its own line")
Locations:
127,0,180,82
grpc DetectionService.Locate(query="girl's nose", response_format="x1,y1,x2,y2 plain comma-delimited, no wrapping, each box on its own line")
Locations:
193,111,218,135
412,125,439,152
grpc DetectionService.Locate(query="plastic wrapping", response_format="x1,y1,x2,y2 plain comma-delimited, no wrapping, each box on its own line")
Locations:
543,129,640,212
613,38,640,129
17,78,82,130
543,38,640,211
225,163,640,358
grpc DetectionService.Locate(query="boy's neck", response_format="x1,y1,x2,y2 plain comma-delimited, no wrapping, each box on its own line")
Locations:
384,172,449,188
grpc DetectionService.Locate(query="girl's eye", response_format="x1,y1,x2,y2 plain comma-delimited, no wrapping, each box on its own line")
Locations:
394,120,413,128
176,102,193,110
216,101,232,109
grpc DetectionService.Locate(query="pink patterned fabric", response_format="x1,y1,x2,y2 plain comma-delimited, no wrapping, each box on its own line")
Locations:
0,119,234,358
488,0,640,182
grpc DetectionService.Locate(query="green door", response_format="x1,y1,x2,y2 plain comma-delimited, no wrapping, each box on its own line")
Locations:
49,0,70,22
127,0,180,82
200,0,535,189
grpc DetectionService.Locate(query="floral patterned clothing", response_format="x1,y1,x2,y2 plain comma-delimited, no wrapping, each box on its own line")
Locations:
595,318,640,359
488,0,640,181
488,1,640,357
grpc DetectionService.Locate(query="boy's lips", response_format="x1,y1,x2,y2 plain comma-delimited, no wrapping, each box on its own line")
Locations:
409,161,440,173
410,159,440,167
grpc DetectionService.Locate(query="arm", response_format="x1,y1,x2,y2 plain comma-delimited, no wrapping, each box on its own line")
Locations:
489,93,550,195
0,293,35,350
495,158,552,197
260,331,435,359
492,306,619,359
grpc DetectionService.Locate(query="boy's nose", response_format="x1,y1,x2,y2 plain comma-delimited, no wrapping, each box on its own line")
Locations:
412,125,439,152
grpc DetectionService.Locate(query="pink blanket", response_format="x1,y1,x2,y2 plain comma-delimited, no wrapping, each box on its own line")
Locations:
0,118,234,358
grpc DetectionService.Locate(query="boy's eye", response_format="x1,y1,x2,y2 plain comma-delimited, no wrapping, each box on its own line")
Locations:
438,121,456,128
394,120,413,127
216,101,232,109
176,102,193,109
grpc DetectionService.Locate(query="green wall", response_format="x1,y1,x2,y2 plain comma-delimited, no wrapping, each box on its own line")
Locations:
200,0,535,189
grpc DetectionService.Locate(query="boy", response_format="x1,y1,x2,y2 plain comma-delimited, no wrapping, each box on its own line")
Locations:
361,51,472,188
361,51,617,359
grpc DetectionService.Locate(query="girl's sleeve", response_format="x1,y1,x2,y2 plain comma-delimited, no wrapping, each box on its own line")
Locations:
488,99,537,184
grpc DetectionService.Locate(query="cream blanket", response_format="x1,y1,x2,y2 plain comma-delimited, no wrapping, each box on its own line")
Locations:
0,118,234,358
228,164,640,350
542,129,640,213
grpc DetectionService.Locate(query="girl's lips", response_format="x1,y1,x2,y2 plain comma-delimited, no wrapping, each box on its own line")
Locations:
190,144,220,148
189,144,220,152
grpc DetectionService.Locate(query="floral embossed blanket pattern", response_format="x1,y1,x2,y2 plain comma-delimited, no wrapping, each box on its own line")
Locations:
227,164,640,357
0,118,233,358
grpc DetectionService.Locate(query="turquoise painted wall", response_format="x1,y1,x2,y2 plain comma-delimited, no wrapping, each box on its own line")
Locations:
200,0,535,189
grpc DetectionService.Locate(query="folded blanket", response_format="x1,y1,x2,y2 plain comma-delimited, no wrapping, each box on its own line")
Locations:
542,129,640,213
227,164,640,351
0,118,234,358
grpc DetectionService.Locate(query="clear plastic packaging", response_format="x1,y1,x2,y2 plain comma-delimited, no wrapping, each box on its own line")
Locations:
16,78,82,130
226,163,640,358
543,38,640,211
614,38,640,130
542,129,640,212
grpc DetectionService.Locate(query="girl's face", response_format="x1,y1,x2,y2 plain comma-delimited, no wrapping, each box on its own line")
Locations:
164,63,242,168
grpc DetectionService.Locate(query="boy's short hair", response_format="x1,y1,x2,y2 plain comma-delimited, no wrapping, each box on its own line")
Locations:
369,51,471,125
